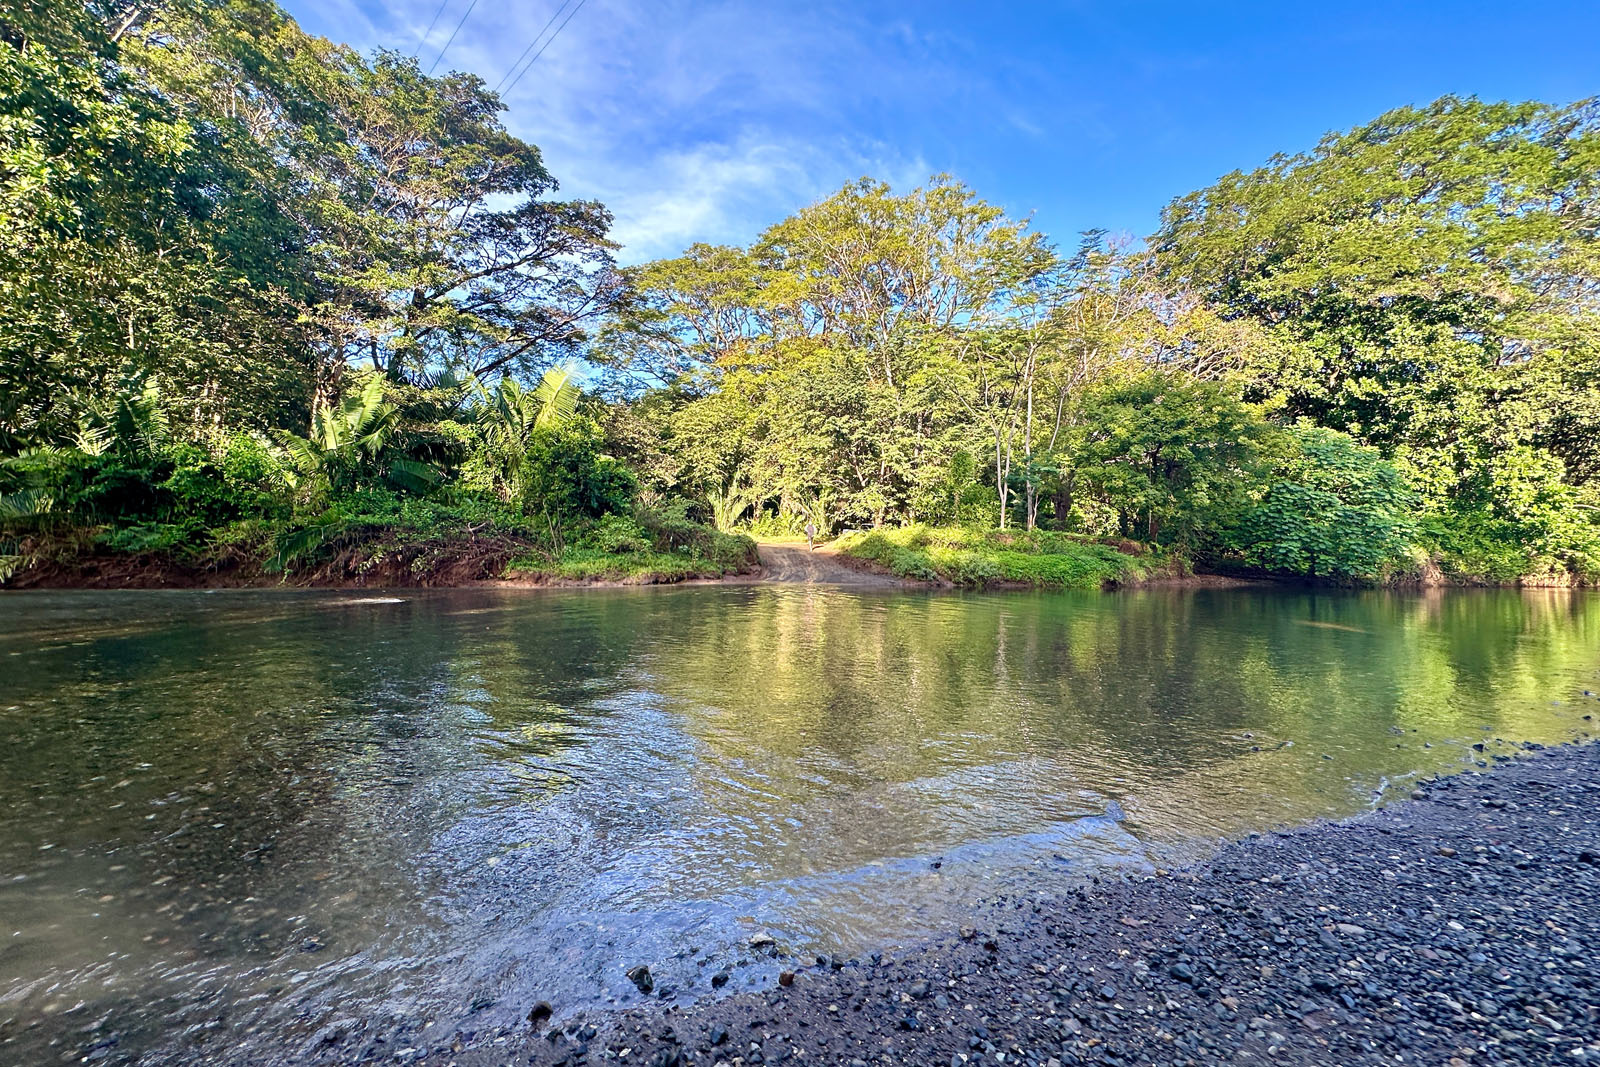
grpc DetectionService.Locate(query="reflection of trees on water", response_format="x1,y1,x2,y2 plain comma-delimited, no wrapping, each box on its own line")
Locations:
0,586,1594,1063
3,587,1593,911
620,587,1599,875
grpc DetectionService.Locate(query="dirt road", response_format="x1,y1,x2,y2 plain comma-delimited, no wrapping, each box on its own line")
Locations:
755,542,904,586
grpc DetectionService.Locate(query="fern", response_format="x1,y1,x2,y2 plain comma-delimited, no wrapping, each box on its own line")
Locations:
268,523,336,573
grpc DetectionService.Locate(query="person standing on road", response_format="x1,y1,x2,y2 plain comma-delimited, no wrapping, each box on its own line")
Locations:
804,520,817,551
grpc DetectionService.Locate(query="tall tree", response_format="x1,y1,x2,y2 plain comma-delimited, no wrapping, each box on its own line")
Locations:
310,51,622,398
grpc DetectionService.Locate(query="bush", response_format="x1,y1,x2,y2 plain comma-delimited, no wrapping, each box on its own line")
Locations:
1223,425,1417,580
836,525,1140,589
266,489,534,573
582,514,653,554
521,424,637,527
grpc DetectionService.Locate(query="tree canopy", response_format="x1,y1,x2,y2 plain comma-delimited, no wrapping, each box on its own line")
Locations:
1,1,1595,586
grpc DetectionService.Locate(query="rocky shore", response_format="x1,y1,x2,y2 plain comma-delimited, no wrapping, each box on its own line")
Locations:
457,742,1600,1067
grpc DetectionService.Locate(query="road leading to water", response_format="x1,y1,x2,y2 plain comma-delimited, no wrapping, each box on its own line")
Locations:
756,541,904,586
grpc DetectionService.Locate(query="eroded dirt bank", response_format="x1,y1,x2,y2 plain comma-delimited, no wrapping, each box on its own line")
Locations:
434,742,1600,1067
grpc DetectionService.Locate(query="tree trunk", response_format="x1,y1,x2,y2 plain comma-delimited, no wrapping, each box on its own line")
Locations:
994,430,1009,530
1054,471,1075,530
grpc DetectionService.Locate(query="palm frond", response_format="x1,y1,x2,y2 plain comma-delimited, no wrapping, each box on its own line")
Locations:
532,364,581,430
276,432,323,477
267,523,335,573
0,488,53,521
74,420,112,456
386,456,440,493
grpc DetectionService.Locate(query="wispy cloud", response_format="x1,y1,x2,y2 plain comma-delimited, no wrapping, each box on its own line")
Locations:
291,0,949,262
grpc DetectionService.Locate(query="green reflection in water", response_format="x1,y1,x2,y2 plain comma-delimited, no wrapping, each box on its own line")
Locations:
0,586,1594,1064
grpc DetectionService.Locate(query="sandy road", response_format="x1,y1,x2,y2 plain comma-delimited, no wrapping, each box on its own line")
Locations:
755,542,904,586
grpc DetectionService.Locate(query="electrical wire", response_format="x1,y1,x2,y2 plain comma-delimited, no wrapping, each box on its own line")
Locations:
427,0,481,75
412,0,452,58
492,0,576,94
499,0,586,98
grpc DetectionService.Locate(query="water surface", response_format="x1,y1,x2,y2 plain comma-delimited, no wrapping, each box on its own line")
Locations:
1,585,1596,1064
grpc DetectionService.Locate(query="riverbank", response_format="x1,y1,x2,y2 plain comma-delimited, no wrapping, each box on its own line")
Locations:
456,741,1600,1067
833,526,1158,590
0,527,761,590
0,533,1572,592
0,533,1221,590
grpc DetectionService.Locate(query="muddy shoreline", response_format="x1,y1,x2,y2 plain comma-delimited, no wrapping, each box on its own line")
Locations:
419,741,1600,1067
2,548,1261,591
13,547,1566,592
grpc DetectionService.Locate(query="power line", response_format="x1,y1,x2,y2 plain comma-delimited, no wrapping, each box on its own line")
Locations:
499,0,586,98
412,0,452,58
492,0,575,94
427,0,481,75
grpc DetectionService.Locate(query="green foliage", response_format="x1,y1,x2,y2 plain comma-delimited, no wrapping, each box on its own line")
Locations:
1224,425,1418,579
1,10,1595,594
1063,371,1272,546
837,526,1143,589
515,547,710,583
634,499,758,571
263,489,530,574
274,376,428,498
1156,95,1600,578
583,514,653,555
462,365,585,501
508,501,757,582
0,0,313,446
706,480,761,533
519,422,637,537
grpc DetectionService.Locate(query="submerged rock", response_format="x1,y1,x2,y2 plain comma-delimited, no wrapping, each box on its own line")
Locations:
625,965,654,994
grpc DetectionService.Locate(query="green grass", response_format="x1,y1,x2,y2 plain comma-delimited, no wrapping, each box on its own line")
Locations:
504,516,758,584
835,525,1148,589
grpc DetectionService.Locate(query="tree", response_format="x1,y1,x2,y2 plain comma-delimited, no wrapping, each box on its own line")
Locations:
309,51,621,397
276,376,436,499
461,365,582,502
603,176,1055,529
0,0,313,446
1066,372,1271,546
1226,425,1417,579
1154,95,1600,567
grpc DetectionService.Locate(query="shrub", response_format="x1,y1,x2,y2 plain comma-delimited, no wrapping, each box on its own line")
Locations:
583,514,652,554
1223,425,1417,580
835,525,1138,589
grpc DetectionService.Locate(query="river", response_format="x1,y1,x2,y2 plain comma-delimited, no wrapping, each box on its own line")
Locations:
0,585,1595,1064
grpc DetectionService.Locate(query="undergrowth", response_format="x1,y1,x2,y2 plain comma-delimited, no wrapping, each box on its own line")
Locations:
835,525,1147,589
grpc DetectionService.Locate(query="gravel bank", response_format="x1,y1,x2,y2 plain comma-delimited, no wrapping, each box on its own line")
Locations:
458,742,1600,1067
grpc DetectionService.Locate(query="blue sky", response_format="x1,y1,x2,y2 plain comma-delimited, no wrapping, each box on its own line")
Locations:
284,0,1599,264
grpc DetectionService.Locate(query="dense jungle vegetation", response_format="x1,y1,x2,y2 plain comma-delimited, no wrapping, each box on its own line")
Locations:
2,0,1597,587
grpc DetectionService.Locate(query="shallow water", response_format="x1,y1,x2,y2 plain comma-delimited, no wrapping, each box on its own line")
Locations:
1,585,1596,1064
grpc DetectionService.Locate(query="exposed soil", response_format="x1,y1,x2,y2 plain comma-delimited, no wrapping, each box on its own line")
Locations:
755,542,909,587
3,536,524,589
421,741,1600,1067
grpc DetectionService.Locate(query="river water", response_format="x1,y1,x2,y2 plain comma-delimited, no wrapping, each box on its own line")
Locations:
1,586,1596,1064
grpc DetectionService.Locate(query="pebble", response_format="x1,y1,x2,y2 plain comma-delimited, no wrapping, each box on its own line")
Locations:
449,745,1600,1067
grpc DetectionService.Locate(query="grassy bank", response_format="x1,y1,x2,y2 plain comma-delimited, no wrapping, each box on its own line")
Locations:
3,495,758,589
834,525,1152,589
504,513,757,584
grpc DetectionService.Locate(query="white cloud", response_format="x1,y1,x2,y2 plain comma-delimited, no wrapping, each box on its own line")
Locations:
284,0,952,262
597,137,932,261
